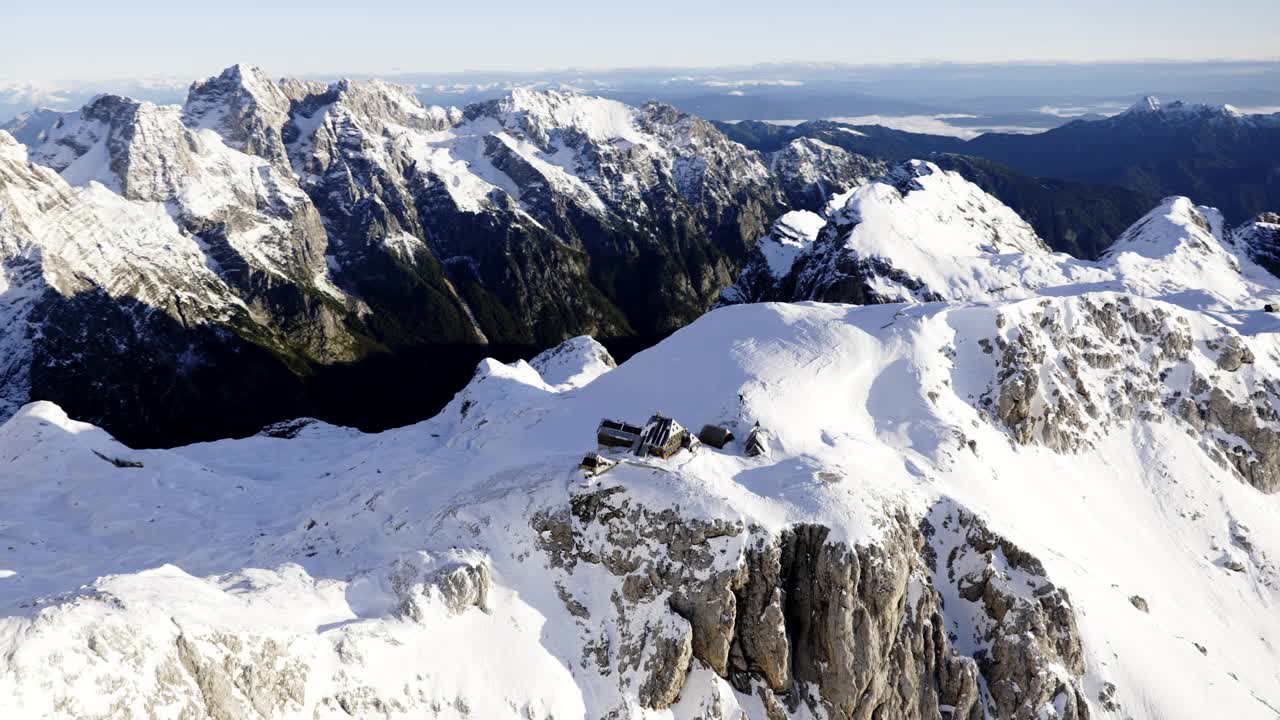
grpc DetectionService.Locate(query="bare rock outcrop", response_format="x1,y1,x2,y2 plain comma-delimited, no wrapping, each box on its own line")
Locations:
741,520,984,720
534,484,1087,718
533,485,742,710
387,556,490,621
922,501,1089,720
975,294,1280,493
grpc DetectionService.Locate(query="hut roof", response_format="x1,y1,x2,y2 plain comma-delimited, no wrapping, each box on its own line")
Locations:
599,419,643,435
744,424,770,457
640,413,687,450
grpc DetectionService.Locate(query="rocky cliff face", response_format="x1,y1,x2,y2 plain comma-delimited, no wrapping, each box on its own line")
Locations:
971,293,1280,492
271,80,784,345
1232,212,1280,282
531,483,1087,720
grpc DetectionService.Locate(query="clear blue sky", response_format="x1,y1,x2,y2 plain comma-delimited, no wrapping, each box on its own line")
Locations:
5,0,1277,80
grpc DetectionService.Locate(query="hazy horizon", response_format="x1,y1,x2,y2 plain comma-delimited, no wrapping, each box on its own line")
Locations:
7,57,1280,138
5,57,1280,85
4,0,1279,81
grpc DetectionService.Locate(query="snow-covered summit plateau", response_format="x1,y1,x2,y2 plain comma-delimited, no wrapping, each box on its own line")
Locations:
3,211,1280,718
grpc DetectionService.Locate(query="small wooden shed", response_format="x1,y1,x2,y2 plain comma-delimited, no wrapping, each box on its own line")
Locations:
698,424,735,449
579,453,617,477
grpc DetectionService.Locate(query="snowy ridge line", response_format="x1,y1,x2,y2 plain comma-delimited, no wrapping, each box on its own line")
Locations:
2,284,1279,718
724,160,1280,318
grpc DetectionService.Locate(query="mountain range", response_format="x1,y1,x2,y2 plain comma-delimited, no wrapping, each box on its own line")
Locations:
4,63,1280,720
719,98,1280,253
4,68,1280,451
722,160,1280,314
2,66,790,444
3,160,1280,717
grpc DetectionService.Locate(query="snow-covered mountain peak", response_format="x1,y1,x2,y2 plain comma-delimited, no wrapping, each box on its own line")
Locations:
1106,196,1226,259
829,160,1049,255
770,136,877,179
528,335,617,390
445,335,617,405
0,128,25,161
332,77,455,130
4,78,357,367
723,159,1100,305
772,208,827,239
213,63,272,89
875,157,940,193
188,63,281,105
803,161,1078,301
1124,95,1163,114
0,108,65,147
768,137,885,211
1099,196,1280,310
25,89,322,236
1121,96,1254,122
24,94,213,200
487,88,645,145
728,164,1280,313
761,210,825,272
283,77,460,171
717,209,826,304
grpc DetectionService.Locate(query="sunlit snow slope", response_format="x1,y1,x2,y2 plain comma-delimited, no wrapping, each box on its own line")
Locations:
2,280,1280,719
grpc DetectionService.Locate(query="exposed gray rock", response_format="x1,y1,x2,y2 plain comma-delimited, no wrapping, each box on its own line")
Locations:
922,501,1089,720
633,614,694,709
1216,334,1255,371
389,557,490,621
532,484,742,709
758,520,984,720
183,64,292,169
975,295,1280,493
1097,681,1121,712
1232,213,1280,280
174,632,310,720
535,484,1085,718
432,563,490,615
